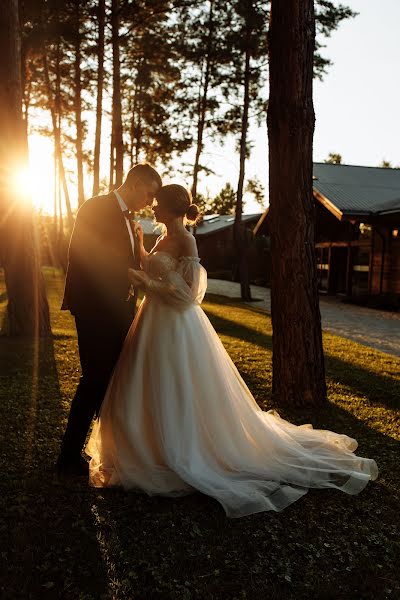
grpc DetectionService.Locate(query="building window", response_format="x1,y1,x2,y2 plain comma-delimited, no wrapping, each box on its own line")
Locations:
316,247,329,292
352,247,370,295
359,223,372,239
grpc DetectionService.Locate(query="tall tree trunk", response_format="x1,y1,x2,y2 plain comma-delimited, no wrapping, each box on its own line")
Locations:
267,0,326,406
111,0,123,187
129,97,134,167
234,0,252,301
191,0,214,202
92,0,105,196
42,51,74,231
134,85,142,163
74,0,85,206
128,90,137,167
0,0,51,336
53,136,58,238
109,129,115,190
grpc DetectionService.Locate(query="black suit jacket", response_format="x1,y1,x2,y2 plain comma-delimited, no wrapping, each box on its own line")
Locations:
61,193,140,329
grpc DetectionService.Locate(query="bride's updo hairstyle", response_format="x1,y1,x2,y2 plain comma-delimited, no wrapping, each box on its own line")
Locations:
155,184,200,225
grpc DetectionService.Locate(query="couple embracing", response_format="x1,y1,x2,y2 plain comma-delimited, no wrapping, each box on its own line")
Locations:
57,163,377,518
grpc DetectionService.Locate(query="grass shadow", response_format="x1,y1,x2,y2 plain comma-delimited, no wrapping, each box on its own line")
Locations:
204,306,399,411
82,301,399,598
0,331,109,599
206,291,269,316
87,395,398,599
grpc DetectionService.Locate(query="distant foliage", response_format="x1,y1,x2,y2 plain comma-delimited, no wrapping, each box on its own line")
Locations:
209,183,237,215
19,0,357,204
324,152,343,164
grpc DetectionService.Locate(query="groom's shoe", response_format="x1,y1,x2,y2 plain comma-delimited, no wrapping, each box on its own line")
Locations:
55,455,89,478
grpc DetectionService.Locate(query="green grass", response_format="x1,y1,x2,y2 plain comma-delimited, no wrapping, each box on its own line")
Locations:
0,269,399,599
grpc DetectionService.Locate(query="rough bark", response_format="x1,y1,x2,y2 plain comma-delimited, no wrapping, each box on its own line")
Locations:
234,0,252,301
111,0,123,187
74,0,85,206
0,0,50,336
92,0,105,196
267,0,326,406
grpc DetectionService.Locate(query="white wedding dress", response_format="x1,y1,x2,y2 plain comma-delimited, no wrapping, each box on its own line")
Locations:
87,251,378,517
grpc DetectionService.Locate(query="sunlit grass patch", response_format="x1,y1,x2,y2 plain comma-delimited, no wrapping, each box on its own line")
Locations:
0,270,399,599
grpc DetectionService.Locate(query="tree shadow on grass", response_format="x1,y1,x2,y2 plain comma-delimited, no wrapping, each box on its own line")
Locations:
204,309,399,411
89,394,399,600
80,303,399,599
0,333,109,600
204,308,273,350
205,292,269,316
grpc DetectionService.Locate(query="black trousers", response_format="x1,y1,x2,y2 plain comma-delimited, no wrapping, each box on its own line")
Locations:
58,314,132,462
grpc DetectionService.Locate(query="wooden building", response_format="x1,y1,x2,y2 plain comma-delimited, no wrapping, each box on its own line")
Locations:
139,214,266,282
193,213,264,280
254,163,400,299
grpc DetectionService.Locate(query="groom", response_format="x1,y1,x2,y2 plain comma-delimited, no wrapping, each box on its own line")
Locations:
57,163,162,476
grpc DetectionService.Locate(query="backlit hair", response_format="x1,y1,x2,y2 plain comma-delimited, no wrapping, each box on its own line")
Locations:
126,163,162,189
155,184,200,224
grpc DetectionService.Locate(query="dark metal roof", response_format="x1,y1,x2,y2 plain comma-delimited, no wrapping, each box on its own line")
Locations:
194,213,262,236
137,214,263,237
313,163,400,216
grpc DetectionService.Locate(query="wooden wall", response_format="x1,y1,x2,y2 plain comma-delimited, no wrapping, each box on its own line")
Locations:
370,228,396,295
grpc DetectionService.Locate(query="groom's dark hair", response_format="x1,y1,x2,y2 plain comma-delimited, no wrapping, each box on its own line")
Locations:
126,163,162,189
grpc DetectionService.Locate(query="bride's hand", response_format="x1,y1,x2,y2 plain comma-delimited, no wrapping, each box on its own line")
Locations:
133,223,144,245
128,268,149,288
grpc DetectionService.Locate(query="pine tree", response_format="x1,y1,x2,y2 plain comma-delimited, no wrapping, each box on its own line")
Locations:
0,0,51,336
92,0,105,196
209,183,237,214
268,0,326,407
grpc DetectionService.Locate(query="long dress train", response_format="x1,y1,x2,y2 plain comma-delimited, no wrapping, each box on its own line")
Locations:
87,251,378,518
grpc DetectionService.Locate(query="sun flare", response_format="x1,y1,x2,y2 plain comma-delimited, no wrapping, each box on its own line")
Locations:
12,167,32,199
14,135,56,214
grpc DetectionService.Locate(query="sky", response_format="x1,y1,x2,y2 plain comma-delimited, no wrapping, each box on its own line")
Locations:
27,0,400,215
198,0,400,213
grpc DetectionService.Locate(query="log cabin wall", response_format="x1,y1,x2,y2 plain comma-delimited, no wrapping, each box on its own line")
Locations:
370,228,392,295
196,223,268,284
196,228,234,275
388,233,400,294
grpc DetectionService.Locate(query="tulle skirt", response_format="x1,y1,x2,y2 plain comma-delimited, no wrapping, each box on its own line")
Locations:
87,296,378,517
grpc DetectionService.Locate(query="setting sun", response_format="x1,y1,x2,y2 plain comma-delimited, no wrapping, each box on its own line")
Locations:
12,167,32,200
12,135,57,214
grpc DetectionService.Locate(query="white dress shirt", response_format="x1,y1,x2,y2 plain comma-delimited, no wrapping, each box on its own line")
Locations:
114,190,135,259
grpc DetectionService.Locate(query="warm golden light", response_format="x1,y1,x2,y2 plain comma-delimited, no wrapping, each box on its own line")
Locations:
10,135,56,213
12,167,32,199
27,135,55,214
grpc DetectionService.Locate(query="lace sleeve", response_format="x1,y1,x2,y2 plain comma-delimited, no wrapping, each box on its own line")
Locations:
146,257,207,310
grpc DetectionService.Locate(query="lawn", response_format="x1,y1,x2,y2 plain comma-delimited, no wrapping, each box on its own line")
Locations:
0,268,399,599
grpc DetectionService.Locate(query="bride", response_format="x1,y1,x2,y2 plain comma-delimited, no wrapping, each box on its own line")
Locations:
87,184,378,518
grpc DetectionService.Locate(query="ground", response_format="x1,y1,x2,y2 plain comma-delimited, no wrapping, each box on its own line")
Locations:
0,269,399,599
207,279,400,357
